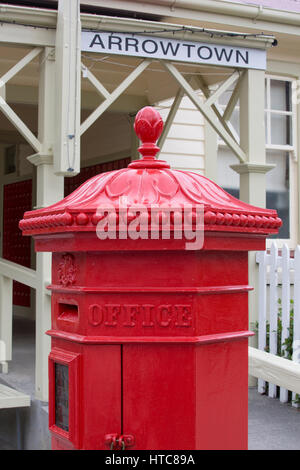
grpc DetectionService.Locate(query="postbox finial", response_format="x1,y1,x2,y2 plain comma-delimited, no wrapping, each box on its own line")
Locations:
134,106,163,160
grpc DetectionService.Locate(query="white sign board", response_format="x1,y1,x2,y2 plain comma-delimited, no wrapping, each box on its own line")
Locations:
82,31,266,70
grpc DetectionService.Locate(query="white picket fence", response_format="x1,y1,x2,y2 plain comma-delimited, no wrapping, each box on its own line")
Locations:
256,243,300,405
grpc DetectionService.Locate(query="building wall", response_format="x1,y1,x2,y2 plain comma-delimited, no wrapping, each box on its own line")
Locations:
157,95,206,174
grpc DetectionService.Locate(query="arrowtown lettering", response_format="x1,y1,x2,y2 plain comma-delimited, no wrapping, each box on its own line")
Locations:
82,31,267,69
88,303,193,328
88,33,249,65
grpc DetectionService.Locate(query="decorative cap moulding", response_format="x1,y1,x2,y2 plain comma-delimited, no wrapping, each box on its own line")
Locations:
19,106,281,237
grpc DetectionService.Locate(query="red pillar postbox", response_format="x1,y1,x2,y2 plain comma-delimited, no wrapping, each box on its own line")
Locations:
20,107,281,450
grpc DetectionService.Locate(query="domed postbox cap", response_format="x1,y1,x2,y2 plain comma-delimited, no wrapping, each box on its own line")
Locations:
19,106,281,251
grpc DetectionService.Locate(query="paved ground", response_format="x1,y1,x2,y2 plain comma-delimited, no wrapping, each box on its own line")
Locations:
248,387,300,450
1,315,300,450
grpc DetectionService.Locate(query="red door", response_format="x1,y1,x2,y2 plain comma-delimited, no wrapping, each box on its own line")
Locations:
3,179,32,307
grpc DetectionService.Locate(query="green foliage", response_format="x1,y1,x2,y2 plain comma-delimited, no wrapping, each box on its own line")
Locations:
254,298,300,405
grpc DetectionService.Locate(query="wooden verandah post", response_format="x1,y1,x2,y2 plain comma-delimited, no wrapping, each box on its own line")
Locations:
27,0,81,400
231,69,274,385
27,46,65,401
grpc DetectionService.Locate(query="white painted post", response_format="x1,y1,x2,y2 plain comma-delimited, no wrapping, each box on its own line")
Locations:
54,0,81,175
269,242,279,398
256,250,267,393
280,244,290,402
0,275,12,373
292,246,300,406
230,70,274,389
231,68,273,198
27,47,64,401
34,251,52,401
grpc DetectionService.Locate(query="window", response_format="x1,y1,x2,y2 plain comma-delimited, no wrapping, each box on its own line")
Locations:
265,79,293,148
266,150,290,239
217,75,297,242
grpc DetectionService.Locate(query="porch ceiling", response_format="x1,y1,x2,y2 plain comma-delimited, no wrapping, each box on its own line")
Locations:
80,53,236,103
0,44,236,109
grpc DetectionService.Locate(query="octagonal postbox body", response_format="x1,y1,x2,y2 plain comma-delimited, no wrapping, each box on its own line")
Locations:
20,107,281,450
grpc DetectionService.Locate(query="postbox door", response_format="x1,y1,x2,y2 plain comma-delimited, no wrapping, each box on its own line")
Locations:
122,344,197,450
83,344,122,450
